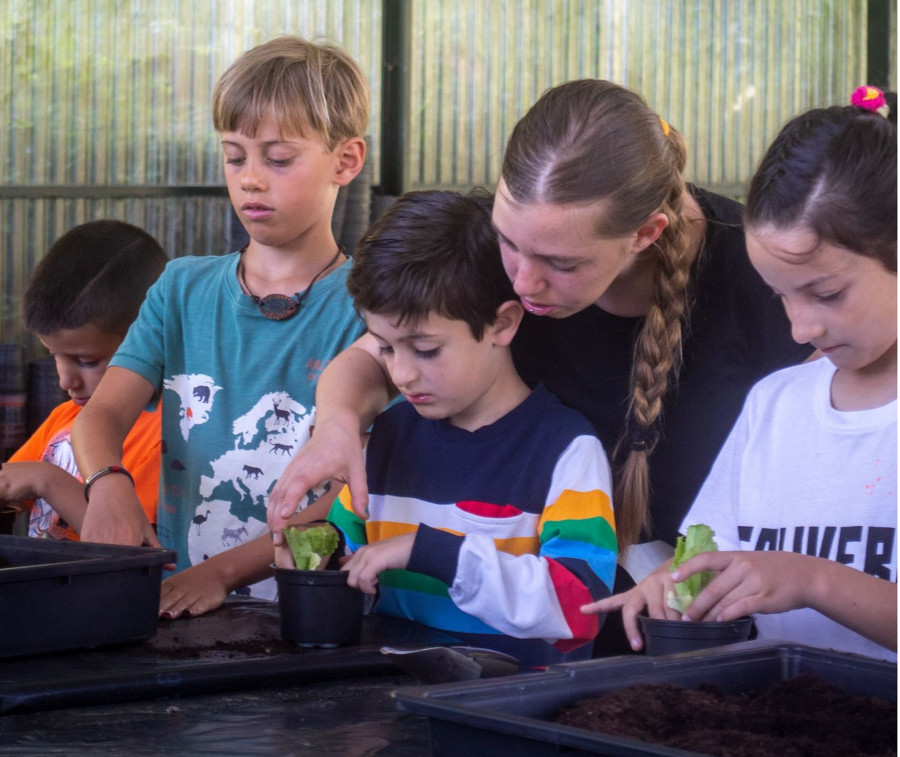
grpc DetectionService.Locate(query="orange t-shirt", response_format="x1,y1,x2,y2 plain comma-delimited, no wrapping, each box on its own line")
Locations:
9,400,161,540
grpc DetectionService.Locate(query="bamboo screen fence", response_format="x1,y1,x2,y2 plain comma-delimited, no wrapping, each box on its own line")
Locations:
0,0,886,345
0,0,382,343
405,0,871,192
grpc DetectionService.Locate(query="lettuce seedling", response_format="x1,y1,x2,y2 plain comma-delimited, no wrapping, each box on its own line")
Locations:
284,524,339,570
666,523,718,613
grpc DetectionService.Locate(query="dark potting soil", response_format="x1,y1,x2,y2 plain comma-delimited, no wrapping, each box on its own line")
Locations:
139,633,297,660
554,675,897,757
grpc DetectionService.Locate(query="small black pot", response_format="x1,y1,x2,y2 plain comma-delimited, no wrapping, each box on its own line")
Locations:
638,613,753,656
0,506,22,536
272,566,364,648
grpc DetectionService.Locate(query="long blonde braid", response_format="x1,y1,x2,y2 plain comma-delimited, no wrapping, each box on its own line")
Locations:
501,80,694,552
613,169,693,550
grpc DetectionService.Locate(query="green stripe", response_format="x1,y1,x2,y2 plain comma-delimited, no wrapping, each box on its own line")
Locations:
541,515,617,552
379,569,450,597
328,500,367,547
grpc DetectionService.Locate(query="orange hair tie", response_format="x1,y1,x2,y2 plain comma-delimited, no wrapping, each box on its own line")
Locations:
659,116,671,137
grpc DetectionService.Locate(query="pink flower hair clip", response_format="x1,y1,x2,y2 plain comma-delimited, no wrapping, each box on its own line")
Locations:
850,85,889,117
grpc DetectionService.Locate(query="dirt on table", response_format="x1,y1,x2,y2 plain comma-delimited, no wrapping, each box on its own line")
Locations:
554,675,897,757
139,634,298,660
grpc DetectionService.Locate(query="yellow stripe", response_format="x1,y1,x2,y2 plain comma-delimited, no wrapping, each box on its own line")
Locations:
367,521,452,542
493,535,540,555
539,489,615,533
365,521,538,556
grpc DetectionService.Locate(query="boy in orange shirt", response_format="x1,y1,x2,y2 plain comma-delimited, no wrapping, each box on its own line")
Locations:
0,220,167,539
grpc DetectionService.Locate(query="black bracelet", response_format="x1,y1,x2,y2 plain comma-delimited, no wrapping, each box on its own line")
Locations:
83,465,135,502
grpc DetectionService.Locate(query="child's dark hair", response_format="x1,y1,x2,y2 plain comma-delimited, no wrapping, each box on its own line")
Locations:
746,104,897,273
347,190,515,340
24,220,168,337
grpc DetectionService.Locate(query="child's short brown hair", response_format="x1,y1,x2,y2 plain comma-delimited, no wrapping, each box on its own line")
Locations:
211,35,370,149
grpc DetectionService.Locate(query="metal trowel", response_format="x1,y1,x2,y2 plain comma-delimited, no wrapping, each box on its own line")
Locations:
380,645,520,684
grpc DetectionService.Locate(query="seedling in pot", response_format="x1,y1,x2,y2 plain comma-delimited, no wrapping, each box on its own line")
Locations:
667,523,718,613
280,524,338,570
639,524,754,655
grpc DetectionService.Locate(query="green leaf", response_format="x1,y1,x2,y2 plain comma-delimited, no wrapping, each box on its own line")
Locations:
284,525,339,570
667,524,718,612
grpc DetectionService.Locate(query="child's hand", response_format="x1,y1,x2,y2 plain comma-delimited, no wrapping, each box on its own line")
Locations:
0,461,89,532
672,550,810,623
274,536,298,569
81,476,160,548
0,460,52,502
159,562,228,619
342,532,416,594
579,560,680,651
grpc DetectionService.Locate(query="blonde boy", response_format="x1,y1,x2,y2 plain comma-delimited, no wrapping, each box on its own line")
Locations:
73,36,369,615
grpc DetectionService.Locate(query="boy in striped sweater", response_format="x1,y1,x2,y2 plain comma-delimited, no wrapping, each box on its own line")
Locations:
279,190,616,667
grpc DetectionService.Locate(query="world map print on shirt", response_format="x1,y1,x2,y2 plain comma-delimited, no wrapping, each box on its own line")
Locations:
161,375,326,597
110,254,367,599
163,373,222,440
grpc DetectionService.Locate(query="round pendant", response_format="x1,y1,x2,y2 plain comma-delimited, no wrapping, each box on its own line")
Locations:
257,294,300,321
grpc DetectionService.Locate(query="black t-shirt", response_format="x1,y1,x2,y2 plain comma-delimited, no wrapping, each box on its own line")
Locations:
511,186,814,546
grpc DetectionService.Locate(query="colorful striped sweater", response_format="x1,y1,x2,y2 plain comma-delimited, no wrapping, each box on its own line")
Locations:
328,384,616,668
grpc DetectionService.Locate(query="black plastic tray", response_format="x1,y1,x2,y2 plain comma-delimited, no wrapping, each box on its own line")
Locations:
394,641,897,757
0,534,177,658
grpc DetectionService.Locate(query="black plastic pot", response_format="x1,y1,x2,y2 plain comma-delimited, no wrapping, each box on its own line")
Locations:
0,506,20,536
638,613,753,655
273,566,364,648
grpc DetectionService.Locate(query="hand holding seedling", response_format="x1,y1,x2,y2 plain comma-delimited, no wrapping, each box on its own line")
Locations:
579,524,720,651
579,560,680,651
267,423,371,541
672,550,816,622
666,523,719,612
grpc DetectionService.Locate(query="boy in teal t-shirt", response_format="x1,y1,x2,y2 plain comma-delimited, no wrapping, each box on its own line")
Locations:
73,36,370,614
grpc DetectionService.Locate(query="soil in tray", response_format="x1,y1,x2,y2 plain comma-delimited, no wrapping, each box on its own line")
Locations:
553,675,897,757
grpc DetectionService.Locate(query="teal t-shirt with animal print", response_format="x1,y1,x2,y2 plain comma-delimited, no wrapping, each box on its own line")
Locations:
111,252,364,598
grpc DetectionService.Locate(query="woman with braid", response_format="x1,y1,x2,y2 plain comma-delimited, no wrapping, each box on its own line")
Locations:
267,80,812,655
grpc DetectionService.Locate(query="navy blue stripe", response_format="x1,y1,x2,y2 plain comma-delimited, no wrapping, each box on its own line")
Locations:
366,385,597,512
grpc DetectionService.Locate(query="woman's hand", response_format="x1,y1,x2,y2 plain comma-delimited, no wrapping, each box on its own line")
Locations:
267,336,395,539
266,416,368,541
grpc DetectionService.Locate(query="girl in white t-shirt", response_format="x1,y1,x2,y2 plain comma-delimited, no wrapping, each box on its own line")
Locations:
583,87,897,660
